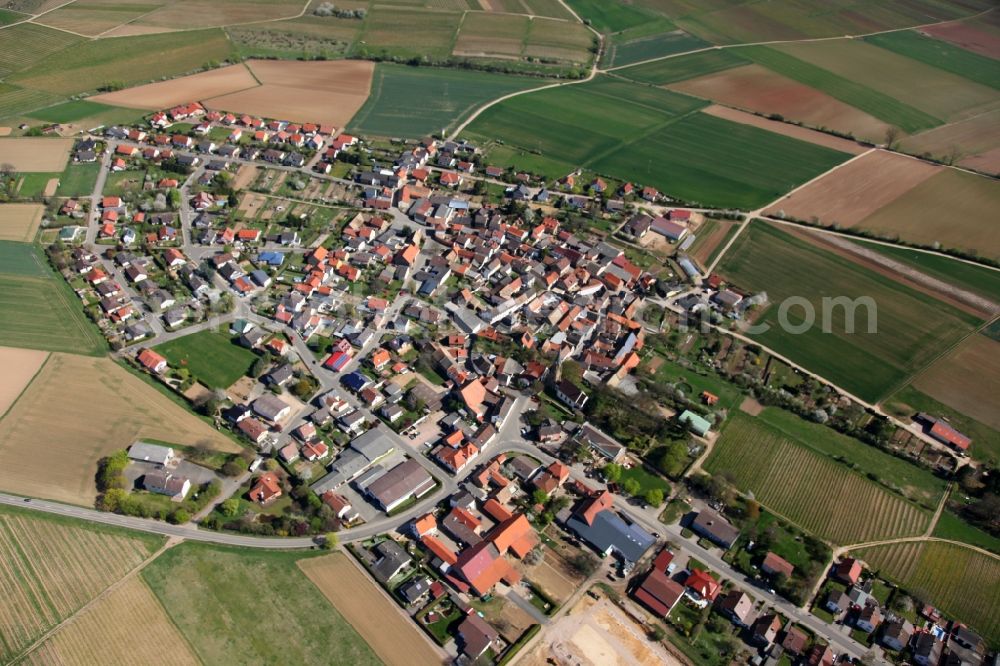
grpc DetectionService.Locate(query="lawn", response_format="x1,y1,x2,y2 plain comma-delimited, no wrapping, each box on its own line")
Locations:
55,163,101,197
155,328,257,389
865,31,1000,91
735,45,942,133
348,63,550,138
705,411,931,545
619,464,670,495
142,543,382,665
15,172,59,198
754,406,947,509
932,510,1000,554
592,111,849,208
645,354,744,414
0,241,106,355
853,541,999,646
716,221,982,402
616,48,748,83
9,29,234,96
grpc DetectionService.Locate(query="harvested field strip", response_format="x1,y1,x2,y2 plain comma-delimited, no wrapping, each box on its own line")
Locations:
0,511,158,663
705,412,931,545
923,19,1000,59
853,542,999,644
91,63,259,110
900,108,1000,175
142,543,382,665
0,203,44,242
0,346,48,419
702,104,866,154
0,137,73,172
736,46,942,133
912,334,1000,431
300,552,442,666
866,30,1000,90
24,577,200,666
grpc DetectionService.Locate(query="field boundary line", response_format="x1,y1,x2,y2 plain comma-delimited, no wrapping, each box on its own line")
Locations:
0,351,50,422
844,536,1000,562
602,6,998,73
9,537,181,666
760,216,1000,274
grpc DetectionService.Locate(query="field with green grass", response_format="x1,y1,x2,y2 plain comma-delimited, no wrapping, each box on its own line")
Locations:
705,411,931,545
616,48,747,82
155,328,256,389
0,241,106,355
565,0,654,33
754,406,947,509
716,222,981,402
883,385,1000,465
932,510,1000,554
593,111,849,208
142,543,382,665
865,31,1000,91
9,29,234,96
13,172,58,198
357,6,461,60
27,99,141,125
56,163,101,197
852,541,999,646
464,76,706,166
348,64,549,138
854,241,1000,304
0,84,66,120
734,46,942,134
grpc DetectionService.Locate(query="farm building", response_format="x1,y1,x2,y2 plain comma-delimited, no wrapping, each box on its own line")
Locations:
143,472,191,501
365,459,435,512
128,442,175,466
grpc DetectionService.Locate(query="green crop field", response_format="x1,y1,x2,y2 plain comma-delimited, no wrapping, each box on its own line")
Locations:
349,64,553,138
855,241,1000,304
0,23,81,79
932,511,1000,554
616,48,747,82
27,100,124,123
705,412,931,545
465,76,706,166
142,543,382,666
753,407,947,509
9,29,234,96
852,542,999,645
734,45,942,134
155,328,257,389
593,111,848,208
0,241,106,355
716,222,981,402
603,28,710,68
56,163,101,197
866,31,1000,91
883,385,1000,465
565,0,655,33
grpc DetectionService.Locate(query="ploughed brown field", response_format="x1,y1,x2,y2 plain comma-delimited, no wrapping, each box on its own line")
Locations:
298,552,442,666
91,64,260,110
669,64,892,143
921,22,1000,59
0,137,73,172
702,104,867,154
0,203,45,242
24,577,199,666
0,353,240,506
902,109,1000,175
204,59,375,128
765,150,939,226
0,346,47,417
912,334,1000,431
